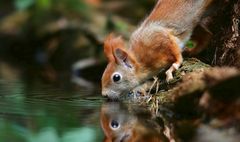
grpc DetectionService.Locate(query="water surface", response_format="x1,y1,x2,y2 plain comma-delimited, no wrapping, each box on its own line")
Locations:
0,79,104,142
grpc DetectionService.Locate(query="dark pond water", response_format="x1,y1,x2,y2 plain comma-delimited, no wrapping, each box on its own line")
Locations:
0,79,105,142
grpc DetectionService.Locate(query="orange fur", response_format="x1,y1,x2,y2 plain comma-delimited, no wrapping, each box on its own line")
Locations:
131,32,177,71
100,103,167,142
101,0,214,98
145,0,213,35
103,34,125,62
102,63,116,89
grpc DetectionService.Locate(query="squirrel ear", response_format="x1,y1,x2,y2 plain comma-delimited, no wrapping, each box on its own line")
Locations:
103,34,125,62
103,34,135,68
103,34,115,61
114,48,135,69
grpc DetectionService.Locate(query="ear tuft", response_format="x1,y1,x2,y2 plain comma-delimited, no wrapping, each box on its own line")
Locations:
103,34,125,62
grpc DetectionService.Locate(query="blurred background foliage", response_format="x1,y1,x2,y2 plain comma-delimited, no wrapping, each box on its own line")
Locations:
0,0,155,87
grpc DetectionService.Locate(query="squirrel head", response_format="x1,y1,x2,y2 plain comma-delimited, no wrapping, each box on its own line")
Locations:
100,102,167,142
101,34,140,99
100,102,137,142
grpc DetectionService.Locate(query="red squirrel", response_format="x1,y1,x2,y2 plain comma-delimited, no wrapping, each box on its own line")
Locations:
101,0,213,99
100,102,168,142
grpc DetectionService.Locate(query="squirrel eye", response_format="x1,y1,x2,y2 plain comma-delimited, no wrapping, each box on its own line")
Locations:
110,120,120,130
112,72,122,83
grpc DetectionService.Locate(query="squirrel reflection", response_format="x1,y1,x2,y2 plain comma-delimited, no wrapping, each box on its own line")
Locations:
100,102,169,142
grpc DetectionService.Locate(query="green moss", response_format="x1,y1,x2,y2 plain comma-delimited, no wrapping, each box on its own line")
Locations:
147,58,211,106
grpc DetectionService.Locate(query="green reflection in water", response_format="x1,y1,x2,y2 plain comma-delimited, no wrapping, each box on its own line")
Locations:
0,80,104,142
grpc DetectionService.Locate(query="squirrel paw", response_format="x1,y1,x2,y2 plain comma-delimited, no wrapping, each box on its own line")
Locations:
166,71,174,82
165,62,181,82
